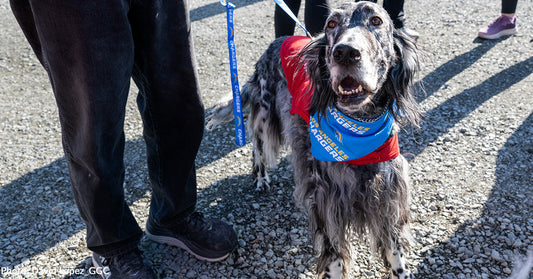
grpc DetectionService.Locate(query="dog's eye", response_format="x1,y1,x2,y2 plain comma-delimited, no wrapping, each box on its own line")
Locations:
327,20,338,29
370,16,382,26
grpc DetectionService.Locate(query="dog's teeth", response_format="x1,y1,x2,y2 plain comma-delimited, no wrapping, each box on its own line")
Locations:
338,84,364,95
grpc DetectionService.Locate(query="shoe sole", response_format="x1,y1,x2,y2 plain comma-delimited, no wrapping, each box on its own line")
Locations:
145,230,230,262
478,28,517,39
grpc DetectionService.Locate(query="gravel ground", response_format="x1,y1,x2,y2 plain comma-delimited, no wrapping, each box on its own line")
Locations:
1,0,532,278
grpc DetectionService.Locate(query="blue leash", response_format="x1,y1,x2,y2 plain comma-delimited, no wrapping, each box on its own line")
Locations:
220,0,246,146
272,0,311,37
218,0,309,146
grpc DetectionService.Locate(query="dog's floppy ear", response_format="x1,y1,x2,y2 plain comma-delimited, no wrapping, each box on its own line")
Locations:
389,29,423,128
297,34,336,116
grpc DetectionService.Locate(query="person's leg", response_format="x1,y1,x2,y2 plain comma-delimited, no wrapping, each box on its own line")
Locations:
9,0,142,257
501,0,518,16
128,0,203,228
130,0,237,261
304,0,329,36
274,0,302,37
382,0,406,29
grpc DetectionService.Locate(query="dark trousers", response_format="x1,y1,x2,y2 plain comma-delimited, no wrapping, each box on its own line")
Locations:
501,0,518,14
274,0,407,37
364,0,406,29
10,0,203,257
383,0,406,29
274,0,329,37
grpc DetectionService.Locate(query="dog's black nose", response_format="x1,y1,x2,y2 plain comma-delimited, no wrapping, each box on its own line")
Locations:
333,44,361,65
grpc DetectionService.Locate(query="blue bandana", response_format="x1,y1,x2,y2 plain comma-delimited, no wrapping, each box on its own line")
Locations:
309,106,393,162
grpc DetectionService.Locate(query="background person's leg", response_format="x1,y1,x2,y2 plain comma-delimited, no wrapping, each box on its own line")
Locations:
129,0,204,228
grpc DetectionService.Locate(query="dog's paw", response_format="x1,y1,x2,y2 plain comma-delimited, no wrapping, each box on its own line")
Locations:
390,268,413,279
254,176,271,192
319,258,343,279
386,248,413,279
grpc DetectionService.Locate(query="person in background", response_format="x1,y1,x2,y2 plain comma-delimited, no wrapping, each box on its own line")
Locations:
8,0,238,278
478,0,518,39
382,0,419,40
274,0,329,37
274,0,419,40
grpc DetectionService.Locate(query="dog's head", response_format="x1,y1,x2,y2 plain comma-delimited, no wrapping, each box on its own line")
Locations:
299,1,422,126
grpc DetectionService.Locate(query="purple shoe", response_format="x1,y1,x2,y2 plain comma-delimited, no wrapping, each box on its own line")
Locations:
478,15,517,39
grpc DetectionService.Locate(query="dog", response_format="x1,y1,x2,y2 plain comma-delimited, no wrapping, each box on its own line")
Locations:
207,1,422,278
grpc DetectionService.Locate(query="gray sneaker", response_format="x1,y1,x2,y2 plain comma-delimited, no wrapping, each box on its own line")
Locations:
146,212,237,262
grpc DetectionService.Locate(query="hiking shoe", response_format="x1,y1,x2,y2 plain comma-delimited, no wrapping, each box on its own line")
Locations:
91,249,157,279
146,212,237,262
478,15,517,39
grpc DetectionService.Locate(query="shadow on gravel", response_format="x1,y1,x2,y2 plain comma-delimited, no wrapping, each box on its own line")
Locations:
416,113,533,278
60,158,313,279
0,104,248,273
0,139,151,269
148,166,316,279
190,0,265,22
194,107,246,169
405,56,533,157
0,156,74,267
417,37,509,102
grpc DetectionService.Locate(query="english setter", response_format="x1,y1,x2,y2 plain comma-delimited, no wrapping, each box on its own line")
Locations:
208,1,422,278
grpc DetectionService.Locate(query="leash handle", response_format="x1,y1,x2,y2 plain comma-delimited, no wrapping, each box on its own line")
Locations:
272,0,311,37
220,0,246,146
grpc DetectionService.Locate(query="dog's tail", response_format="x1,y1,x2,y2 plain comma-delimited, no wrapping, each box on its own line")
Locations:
206,83,252,130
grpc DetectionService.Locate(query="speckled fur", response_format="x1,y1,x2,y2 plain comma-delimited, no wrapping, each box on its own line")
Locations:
207,2,422,278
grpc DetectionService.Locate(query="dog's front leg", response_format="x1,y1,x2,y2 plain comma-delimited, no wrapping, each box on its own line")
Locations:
319,257,343,279
311,212,350,279
308,188,350,279
288,117,348,278
385,246,413,279
251,145,271,192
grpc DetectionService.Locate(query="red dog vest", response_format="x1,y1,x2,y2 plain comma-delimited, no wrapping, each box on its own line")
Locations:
280,36,400,165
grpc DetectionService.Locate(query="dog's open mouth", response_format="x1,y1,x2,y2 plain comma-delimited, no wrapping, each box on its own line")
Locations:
336,76,367,103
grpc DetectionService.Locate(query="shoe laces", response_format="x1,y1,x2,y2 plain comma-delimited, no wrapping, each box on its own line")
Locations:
181,212,213,233
489,15,514,27
111,250,146,274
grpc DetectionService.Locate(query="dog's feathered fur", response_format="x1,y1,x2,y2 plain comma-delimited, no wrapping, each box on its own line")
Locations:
207,2,422,278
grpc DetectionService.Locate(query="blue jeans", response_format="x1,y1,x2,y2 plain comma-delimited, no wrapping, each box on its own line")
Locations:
10,0,203,257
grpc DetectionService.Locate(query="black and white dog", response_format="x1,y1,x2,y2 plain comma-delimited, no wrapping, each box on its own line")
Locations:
208,1,422,278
